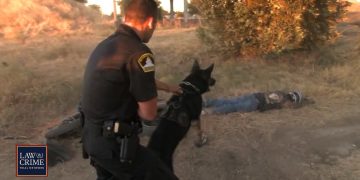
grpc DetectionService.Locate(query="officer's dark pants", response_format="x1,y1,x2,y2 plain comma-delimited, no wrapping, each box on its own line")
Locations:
90,144,178,180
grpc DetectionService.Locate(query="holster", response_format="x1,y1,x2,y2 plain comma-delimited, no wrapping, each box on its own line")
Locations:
102,120,141,164
102,120,142,138
116,135,139,164
79,109,89,159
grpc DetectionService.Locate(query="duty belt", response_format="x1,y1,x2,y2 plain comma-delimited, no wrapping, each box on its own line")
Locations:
102,120,142,138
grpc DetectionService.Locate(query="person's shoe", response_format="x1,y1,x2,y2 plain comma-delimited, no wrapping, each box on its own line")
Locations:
288,91,302,104
201,108,214,115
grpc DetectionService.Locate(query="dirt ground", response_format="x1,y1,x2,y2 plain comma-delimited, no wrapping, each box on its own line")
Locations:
1,4,360,180
2,100,360,180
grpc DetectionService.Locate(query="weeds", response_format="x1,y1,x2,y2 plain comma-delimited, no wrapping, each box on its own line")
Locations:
0,24,359,134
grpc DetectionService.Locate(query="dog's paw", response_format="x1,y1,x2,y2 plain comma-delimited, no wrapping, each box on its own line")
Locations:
194,134,208,148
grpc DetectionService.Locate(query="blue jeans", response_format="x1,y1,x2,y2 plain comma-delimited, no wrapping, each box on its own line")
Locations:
204,93,259,114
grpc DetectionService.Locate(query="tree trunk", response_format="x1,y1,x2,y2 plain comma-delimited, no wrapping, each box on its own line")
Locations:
184,0,189,26
170,0,174,25
113,0,118,25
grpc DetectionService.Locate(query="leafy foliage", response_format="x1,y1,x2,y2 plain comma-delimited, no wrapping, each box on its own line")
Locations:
88,4,101,14
188,3,200,15
73,0,87,3
193,0,350,56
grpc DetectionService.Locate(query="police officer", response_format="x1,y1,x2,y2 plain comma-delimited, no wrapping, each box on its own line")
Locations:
81,0,179,179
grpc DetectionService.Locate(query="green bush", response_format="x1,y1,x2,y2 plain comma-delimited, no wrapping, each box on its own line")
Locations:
193,0,350,56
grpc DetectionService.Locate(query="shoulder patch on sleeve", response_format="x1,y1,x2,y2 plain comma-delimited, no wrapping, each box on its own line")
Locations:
137,53,155,73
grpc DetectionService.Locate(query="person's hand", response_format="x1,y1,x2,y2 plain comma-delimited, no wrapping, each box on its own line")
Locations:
155,80,182,95
167,85,182,95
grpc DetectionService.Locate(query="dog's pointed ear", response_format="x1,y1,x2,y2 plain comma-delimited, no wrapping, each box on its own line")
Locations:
204,64,214,75
191,60,200,73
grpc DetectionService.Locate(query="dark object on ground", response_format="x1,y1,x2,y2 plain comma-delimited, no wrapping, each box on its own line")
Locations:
148,60,215,171
47,139,73,167
45,113,82,167
45,113,82,139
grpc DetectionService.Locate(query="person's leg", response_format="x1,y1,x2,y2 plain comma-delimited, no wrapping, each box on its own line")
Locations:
233,94,259,112
204,94,251,107
205,94,256,107
208,94,260,114
204,97,230,107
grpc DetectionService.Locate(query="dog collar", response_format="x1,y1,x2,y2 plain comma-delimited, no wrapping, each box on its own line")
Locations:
179,81,201,94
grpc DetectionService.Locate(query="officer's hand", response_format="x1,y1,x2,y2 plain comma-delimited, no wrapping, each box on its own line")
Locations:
167,85,182,95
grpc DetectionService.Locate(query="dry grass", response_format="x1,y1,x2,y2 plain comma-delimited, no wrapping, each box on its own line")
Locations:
0,0,101,41
1,20,359,135
0,2,359,180
0,6,360,179
0,36,98,135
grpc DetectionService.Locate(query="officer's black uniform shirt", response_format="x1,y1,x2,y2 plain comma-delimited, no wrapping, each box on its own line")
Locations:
82,24,157,124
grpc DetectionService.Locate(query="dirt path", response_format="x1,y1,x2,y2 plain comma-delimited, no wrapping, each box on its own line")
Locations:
3,100,358,180
172,99,360,180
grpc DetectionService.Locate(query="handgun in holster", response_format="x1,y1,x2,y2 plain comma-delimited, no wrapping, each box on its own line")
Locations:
102,120,140,163
116,135,138,163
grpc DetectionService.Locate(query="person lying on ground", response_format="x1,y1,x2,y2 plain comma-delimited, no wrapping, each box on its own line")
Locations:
203,90,309,115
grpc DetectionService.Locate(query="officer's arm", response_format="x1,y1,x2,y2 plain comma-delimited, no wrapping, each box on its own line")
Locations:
155,79,170,92
128,51,158,121
137,97,157,121
156,79,182,95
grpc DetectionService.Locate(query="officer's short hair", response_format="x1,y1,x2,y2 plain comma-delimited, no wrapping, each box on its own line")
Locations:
124,0,158,23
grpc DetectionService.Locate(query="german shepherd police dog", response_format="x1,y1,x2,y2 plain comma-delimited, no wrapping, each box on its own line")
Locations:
147,60,215,171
